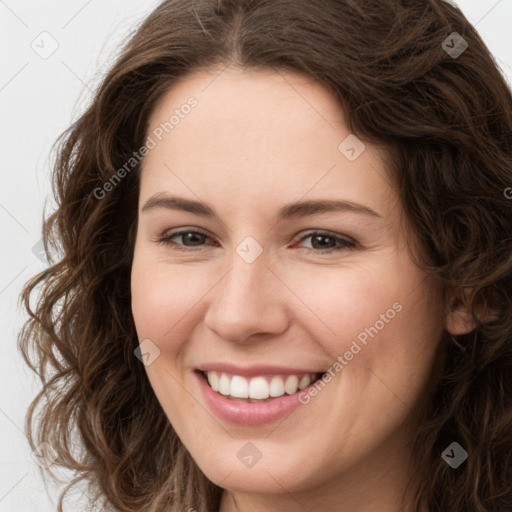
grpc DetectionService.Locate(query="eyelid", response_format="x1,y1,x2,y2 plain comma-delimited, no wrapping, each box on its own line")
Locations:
292,230,357,253
294,229,356,245
156,227,212,248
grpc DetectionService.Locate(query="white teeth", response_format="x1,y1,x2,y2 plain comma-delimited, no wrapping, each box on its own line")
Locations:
218,373,231,395
298,374,311,390
269,376,285,397
249,377,270,399
207,371,219,392
284,375,299,395
230,375,249,398
204,371,317,400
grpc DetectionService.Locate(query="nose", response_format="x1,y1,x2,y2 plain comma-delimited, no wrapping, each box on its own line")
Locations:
203,250,289,343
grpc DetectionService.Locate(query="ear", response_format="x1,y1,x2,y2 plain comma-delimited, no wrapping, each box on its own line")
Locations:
445,287,498,335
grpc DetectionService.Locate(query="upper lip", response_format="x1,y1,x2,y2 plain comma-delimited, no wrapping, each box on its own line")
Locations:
196,363,324,377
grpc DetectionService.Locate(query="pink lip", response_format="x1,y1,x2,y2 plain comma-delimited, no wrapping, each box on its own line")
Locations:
197,362,322,377
195,371,314,425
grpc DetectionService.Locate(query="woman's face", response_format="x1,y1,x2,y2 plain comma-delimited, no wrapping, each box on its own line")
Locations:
131,67,446,503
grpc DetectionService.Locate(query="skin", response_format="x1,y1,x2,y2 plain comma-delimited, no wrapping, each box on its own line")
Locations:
130,66,473,512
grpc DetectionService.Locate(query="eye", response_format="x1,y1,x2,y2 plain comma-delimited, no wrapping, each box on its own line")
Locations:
156,228,357,254
156,228,214,251
294,231,357,254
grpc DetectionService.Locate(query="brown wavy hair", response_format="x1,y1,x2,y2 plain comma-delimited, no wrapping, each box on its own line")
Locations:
18,0,512,510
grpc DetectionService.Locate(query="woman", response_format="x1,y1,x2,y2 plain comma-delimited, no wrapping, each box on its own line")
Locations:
18,1,512,511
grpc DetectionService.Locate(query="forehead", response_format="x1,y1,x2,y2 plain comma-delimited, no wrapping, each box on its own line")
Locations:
140,67,400,223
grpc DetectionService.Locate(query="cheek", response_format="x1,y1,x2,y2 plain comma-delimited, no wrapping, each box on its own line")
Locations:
284,264,400,352
288,262,444,390
130,254,212,345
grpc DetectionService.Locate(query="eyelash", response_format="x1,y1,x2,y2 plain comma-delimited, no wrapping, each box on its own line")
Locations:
156,228,357,254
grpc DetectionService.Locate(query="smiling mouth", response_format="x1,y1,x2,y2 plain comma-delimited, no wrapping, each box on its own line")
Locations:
196,370,325,402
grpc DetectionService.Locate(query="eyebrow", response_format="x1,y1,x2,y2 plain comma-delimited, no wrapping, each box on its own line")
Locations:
141,194,382,220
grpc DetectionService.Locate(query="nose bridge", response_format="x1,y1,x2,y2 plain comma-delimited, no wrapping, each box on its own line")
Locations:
224,255,264,302
204,244,288,341
220,233,271,301
218,248,272,315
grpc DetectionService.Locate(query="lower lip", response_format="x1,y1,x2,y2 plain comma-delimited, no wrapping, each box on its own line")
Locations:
195,371,311,426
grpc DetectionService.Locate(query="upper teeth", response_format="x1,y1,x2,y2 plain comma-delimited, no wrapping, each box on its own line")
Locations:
205,371,317,399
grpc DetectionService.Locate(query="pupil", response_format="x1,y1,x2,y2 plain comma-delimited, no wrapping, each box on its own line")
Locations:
312,235,333,249
185,233,203,245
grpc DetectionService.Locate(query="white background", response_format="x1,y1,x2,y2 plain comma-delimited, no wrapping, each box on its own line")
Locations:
1,1,511,510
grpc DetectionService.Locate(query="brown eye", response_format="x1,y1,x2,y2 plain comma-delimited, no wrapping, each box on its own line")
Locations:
157,229,212,251
296,231,356,253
